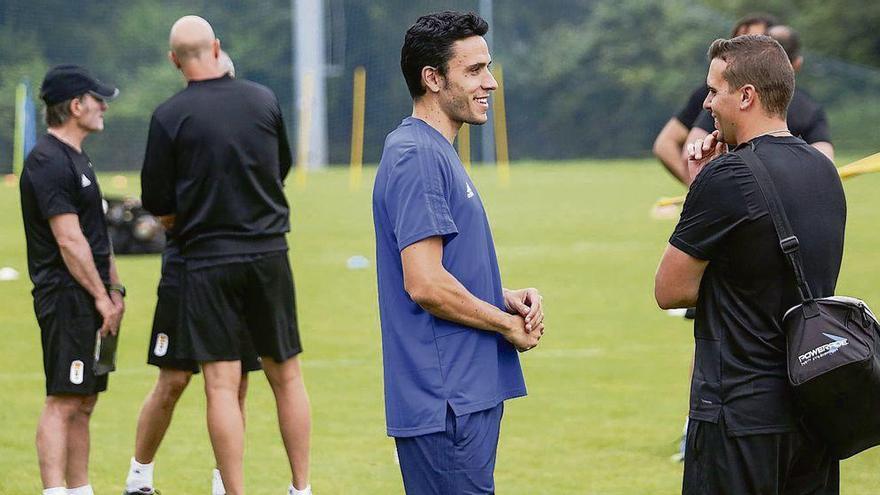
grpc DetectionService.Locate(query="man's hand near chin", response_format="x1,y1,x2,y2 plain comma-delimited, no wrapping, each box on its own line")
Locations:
686,130,728,183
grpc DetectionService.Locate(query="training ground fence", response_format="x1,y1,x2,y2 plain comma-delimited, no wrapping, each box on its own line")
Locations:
1,0,878,173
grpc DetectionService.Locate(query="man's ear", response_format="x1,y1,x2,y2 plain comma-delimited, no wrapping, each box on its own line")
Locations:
169,51,181,69
213,39,221,59
739,84,757,110
792,56,803,73
69,97,83,118
422,66,443,94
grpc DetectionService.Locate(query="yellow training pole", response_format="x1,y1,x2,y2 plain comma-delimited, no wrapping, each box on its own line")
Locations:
12,82,26,176
458,123,471,172
349,66,367,191
296,71,315,188
492,64,510,186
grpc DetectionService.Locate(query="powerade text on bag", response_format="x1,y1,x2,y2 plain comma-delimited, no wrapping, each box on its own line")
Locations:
739,145,880,459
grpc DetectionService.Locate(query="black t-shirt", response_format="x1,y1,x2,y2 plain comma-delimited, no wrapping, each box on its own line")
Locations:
670,135,846,436
20,134,111,295
695,88,832,144
141,75,293,260
158,236,182,290
675,84,709,129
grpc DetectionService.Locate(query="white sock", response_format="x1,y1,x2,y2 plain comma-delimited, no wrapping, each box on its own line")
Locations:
43,488,67,495
212,468,226,495
126,457,155,492
289,483,312,495
67,485,94,495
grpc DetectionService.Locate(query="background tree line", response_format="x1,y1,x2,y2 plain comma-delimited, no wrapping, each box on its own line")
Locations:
0,0,877,171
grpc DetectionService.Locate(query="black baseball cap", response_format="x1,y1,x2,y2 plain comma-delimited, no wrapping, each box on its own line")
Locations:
40,64,119,105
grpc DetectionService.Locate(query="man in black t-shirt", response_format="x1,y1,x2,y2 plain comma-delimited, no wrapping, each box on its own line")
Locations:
20,65,123,495
688,25,835,164
656,35,845,494
654,14,778,463
653,13,777,185
139,16,311,495
123,51,263,495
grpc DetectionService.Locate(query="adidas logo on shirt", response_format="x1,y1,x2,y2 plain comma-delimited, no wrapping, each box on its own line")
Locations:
81,174,92,188
466,182,474,199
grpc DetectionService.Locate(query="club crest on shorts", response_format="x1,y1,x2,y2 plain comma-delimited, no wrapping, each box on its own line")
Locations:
70,360,84,384
154,332,169,357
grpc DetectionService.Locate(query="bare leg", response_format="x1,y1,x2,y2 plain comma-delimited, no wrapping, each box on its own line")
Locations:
37,395,91,489
134,369,193,463
65,395,98,488
238,374,249,427
203,361,245,495
262,356,311,490
211,374,250,495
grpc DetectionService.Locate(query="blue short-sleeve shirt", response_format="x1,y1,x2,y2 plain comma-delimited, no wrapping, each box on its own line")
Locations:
372,117,527,437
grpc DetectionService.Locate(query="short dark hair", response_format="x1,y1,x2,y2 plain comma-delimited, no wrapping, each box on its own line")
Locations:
708,35,794,118
400,11,489,98
730,12,778,37
44,97,77,127
768,25,801,62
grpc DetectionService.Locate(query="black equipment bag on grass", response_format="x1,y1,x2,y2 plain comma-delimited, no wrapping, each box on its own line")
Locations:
740,145,880,459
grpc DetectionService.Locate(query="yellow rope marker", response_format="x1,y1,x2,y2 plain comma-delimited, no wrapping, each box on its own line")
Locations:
458,123,471,172
295,71,315,188
492,64,510,186
837,151,880,179
652,151,880,215
349,66,366,191
655,195,687,208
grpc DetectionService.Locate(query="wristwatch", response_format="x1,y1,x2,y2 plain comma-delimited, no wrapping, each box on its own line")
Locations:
108,283,127,298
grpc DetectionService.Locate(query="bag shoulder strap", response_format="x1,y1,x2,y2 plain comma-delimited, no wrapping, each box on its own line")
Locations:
736,143,819,317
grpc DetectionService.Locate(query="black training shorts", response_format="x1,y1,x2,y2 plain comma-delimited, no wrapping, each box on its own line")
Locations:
183,252,302,363
148,285,262,373
35,286,109,396
683,417,839,495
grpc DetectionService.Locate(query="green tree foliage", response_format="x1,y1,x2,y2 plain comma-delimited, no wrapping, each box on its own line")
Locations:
0,0,292,169
701,0,880,68
497,0,726,158
0,0,877,169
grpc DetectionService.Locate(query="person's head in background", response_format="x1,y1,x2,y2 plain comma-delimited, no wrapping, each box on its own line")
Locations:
219,50,235,78
730,12,778,37
768,25,803,73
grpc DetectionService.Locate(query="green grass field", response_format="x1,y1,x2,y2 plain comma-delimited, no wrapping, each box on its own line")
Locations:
1,159,878,494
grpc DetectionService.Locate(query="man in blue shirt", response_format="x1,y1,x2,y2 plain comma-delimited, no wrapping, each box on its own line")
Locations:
372,11,545,494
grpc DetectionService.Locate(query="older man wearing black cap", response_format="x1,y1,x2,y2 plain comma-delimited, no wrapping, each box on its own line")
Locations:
19,64,123,495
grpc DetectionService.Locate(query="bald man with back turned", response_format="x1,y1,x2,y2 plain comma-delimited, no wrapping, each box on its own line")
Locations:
123,46,261,495
139,16,312,495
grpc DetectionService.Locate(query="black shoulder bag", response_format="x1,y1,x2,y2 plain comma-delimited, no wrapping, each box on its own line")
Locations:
739,144,880,459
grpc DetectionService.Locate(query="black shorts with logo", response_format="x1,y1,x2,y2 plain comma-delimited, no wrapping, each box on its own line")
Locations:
35,286,108,396
148,286,262,373
183,252,302,363
682,416,839,495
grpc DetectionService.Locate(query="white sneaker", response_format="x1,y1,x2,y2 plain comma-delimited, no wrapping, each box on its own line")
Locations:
288,483,312,495
212,468,225,495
